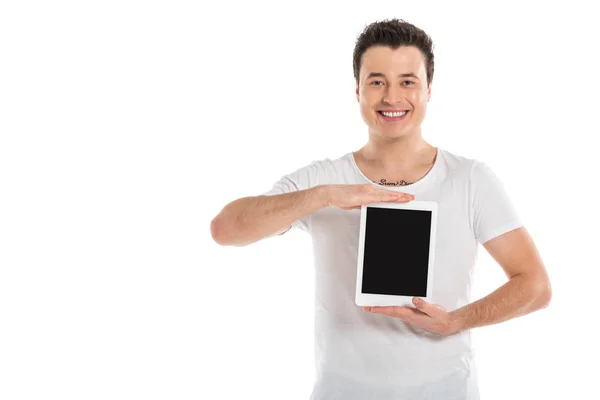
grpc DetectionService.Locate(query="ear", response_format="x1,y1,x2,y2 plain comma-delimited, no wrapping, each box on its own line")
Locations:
427,83,432,102
356,84,360,102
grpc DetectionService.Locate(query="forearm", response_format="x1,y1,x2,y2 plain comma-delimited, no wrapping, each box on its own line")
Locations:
450,272,551,333
210,185,329,246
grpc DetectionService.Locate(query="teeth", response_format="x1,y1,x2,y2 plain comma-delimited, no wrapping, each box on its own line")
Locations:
381,111,407,117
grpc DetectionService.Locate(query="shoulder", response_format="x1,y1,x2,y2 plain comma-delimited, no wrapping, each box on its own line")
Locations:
436,148,503,192
275,151,353,187
437,147,480,179
438,149,511,201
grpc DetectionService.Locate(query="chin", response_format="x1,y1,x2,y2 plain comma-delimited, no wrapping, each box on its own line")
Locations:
376,129,410,139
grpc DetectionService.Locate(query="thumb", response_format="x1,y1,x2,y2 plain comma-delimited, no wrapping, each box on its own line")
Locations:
412,297,445,317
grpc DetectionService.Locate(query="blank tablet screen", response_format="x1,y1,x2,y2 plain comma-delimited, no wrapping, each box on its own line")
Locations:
361,207,432,297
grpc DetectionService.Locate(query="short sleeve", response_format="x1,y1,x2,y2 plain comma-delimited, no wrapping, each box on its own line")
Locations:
261,162,320,233
470,161,524,244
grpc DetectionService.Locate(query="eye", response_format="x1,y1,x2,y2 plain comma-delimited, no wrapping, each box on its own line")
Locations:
402,80,415,86
370,80,384,86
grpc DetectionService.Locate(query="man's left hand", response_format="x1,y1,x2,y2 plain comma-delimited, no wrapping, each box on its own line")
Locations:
363,297,461,336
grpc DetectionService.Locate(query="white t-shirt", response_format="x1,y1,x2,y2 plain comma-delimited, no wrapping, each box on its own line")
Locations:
262,147,523,400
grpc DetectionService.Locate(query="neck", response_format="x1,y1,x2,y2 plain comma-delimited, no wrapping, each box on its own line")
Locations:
358,129,435,171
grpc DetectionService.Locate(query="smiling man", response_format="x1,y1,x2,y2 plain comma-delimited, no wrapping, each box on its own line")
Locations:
210,18,551,400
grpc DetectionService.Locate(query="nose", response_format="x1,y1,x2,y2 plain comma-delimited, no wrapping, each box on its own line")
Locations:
382,84,403,105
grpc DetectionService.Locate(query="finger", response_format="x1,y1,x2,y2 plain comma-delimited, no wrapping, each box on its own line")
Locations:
367,306,428,326
377,191,414,203
366,305,444,333
394,192,415,202
365,306,414,318
412,297,445,317
397,193,415,203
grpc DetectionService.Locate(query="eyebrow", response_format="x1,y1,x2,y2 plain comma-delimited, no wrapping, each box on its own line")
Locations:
366,72,419,80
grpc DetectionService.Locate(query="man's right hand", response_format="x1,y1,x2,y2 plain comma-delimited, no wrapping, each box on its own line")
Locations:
211,184,415,246
326,184,415,210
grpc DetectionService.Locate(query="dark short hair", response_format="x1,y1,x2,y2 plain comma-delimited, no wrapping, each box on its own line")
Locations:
353,18,435,87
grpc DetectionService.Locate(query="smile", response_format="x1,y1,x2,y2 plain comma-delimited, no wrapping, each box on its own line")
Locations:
377,110,409,122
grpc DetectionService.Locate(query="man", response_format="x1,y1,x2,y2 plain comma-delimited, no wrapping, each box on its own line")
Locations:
210,18,551,400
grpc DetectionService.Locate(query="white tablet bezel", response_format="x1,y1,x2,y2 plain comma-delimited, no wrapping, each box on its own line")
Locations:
355,200,438,307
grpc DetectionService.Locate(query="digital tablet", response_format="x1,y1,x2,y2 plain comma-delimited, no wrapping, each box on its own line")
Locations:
355,200,438,307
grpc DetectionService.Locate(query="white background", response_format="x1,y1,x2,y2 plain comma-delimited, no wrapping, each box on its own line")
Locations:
1,1,599,399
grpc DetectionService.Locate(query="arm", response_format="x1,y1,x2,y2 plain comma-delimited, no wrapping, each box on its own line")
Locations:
210,186,329,247
449,226,552,331
366,227,552,336
210,183,413,247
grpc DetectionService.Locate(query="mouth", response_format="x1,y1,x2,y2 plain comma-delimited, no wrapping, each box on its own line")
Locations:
377,110,409,122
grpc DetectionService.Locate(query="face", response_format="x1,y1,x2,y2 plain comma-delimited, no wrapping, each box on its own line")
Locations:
356,45,431,140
